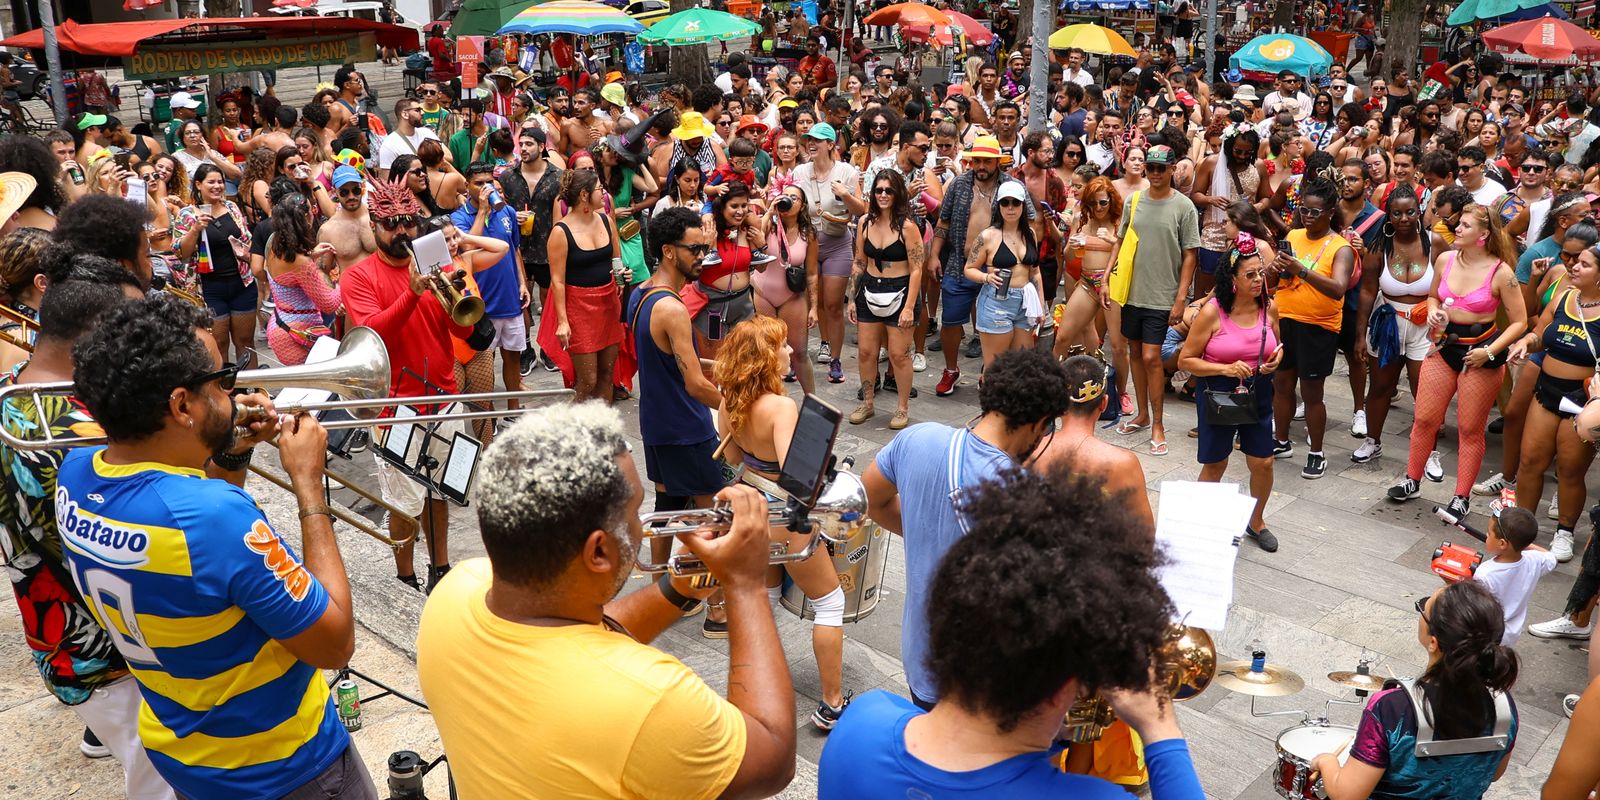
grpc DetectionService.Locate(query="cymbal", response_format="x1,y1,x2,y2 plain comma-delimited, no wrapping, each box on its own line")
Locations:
1327,671,1386,692
1214,660,1306,697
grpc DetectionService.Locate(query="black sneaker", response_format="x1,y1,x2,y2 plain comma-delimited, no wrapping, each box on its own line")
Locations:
964,335,982,359
702,614,729,639
80,728,111,759
397,573,422,591
1302,453,1327,480
927,336,943,352
519,348,537,377
857,376,882,401
1388,477,1421,502
1271,439,1293,459
1446,495,1470,519
812,691,854,731
540,351,559,372
881,372,918,398
1487,416,1505,435
1246,526,1279,553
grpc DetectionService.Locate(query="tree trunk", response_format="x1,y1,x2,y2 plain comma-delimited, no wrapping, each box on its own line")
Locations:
667,0,713,88
1382,0,1423,81
1017,6,1032,52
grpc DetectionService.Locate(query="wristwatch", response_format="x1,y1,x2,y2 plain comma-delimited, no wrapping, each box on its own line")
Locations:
655,572,700,612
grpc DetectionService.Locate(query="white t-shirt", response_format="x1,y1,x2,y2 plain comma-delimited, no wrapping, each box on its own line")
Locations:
1262,90,1313,117
1465,177,1509,208
1474,551,1558,646
378,127,441,170
1525,196,1553,245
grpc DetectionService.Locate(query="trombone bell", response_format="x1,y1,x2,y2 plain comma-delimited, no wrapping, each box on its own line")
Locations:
235,327,391,419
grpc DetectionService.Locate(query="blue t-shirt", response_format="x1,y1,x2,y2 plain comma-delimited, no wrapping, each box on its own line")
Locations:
874,423,1012,701
451,201,523,319
819,691,1206,800
56,448,345,800
1517,235,1559,285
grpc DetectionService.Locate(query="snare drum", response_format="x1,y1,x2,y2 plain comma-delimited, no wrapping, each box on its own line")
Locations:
1274,723,1355,800
780,520,889,623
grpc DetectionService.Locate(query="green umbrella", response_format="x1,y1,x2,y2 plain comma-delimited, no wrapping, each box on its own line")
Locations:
452,0,539,37
636,8,760,46
1445,0,1557,27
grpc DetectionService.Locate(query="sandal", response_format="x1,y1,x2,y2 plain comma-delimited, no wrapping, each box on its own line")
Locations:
1148,439,1169,456
888,410,911,430
1114,420,1150,436
848,403,876,425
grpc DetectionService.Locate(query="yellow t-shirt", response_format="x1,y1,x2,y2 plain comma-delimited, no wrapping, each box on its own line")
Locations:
1276,229,1351,332
416,559,747,799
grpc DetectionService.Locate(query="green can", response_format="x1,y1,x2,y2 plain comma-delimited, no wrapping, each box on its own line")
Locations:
336,679,362,732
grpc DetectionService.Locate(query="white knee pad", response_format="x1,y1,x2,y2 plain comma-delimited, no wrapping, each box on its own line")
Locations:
811,586,847,627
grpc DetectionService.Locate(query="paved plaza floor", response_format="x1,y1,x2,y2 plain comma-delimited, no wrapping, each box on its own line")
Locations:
1,60,1591,800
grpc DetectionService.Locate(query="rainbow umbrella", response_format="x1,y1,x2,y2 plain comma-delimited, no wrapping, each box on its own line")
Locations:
1047,23,1137,56
494,0,645,36
1228,33,1333,77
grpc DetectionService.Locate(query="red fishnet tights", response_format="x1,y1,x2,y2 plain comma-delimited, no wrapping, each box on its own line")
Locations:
1406,353,1504,496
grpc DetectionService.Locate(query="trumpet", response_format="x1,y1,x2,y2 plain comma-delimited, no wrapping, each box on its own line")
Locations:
425,268,485,327
635,467,868,575
0,303,37,353
1061,624,1217,743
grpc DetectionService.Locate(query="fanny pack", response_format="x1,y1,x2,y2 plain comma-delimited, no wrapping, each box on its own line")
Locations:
862,273,907,317
694,284,755,339
616,213,641,241
1438,322,1505,372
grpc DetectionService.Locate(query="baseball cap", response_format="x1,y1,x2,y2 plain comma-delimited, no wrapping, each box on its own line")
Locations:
1146,145,1177,165
996,181,1028,204
74,112,108,131
804,122,837,142
520,124,547,145
170,91,200,110
331,165,364,189
600,82,626,107
778,99,799,110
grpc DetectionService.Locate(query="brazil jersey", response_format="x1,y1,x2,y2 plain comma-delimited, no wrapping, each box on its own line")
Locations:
56,447,347,800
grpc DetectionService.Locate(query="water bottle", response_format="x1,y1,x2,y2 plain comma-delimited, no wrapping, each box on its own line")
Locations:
993,267,1012,300
1249,638,1266,673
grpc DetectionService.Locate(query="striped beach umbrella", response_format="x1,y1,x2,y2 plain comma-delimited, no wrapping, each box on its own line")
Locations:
495,0,645,36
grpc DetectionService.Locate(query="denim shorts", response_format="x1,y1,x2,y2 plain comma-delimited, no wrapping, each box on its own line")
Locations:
974,284,1030,334
940,268,981,325
1161,326,1185,363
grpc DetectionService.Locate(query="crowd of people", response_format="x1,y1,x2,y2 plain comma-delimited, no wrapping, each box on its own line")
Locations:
3,4,1600,797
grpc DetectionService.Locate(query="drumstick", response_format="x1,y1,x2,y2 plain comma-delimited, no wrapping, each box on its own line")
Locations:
711,432,734,463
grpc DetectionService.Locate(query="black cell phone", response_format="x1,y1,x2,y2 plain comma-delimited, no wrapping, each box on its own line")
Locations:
778,395,843,507
113,150,131,170
705,306,724,340
1276,239,1293,258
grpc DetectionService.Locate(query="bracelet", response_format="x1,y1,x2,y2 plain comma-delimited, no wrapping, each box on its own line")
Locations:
210,447,254,471
655,572,701,611
298,504,335,521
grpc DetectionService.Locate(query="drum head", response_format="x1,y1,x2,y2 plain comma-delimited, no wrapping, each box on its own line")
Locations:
1277,724,1357,764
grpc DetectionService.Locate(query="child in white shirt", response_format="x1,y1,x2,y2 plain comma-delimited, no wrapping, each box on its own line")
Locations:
1473,507,1559,646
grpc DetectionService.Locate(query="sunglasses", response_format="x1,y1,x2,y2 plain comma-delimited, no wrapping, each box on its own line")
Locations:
337,185,364,196
1555,180,1582,191
1089,197,1111,208
998,198,1024,208
421,89,438,95
873,186,896,195
671,241,712,257
1560,250,1583,264
1145,164,1170,173
378,215,420,230
871,122,890,129
408,168,426,176
1522,164,1547,174
1299,205,1327,218
1414,596,1430,620
1458,162,1482,171
912,143,932,152
186,354,250,392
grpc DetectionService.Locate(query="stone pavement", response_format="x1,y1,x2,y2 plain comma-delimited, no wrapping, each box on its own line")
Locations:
2,60,1594,800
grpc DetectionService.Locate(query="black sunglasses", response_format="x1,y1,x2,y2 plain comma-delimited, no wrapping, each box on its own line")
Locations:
378,215,420,231
672,241,712,257
998,198,1024,207
187,352,252,392
337,185,363,196
1145,163,1170,173
1414,595,1430,619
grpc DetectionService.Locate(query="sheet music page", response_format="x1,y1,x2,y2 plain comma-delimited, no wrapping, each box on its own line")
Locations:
410,231,451,276
270,337,340,410
1153,481,1254,631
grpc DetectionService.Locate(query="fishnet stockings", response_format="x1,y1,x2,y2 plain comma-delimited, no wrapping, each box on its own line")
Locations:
1406,353,1504,496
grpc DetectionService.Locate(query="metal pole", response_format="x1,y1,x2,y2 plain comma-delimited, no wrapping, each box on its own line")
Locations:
1204,0,1218,83
38,0,67,124
839,0,853,92
1028,0,1050,132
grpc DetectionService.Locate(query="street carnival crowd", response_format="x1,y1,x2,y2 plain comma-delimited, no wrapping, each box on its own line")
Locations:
8,2,1600,797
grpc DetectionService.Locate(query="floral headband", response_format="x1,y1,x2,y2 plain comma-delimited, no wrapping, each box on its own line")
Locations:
1233,232,1259,256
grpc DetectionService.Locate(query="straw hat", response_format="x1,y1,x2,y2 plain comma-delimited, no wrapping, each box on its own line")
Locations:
960,135,1004,160
0,172,37,224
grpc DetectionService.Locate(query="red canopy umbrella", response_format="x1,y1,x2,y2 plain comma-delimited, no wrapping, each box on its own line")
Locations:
947,11,992,42
897,9,994,46
270,0,318,7
1482,17,1600,61
862,3,951,28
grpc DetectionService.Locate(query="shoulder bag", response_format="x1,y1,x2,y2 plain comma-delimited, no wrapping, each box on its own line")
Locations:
1108,191,1140,306
1201,304,1269,427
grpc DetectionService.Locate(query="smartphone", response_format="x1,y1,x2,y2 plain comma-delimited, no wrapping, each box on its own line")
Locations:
705,305,724,341
1276,238,1293,258
113,150,131,170
778,395,844,507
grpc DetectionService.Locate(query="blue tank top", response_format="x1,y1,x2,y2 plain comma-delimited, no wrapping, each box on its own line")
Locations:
630,286,716,446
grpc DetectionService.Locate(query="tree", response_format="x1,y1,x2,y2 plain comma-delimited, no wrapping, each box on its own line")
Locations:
1381,0,1424,81
667,0,714,88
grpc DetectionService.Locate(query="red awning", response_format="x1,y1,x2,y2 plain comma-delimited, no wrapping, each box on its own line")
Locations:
0,16,418,55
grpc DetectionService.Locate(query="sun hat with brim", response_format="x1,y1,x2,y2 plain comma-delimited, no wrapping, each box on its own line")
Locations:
489,67,515,81
0,172,37,223
737,115,768,135
1234,85,1260,104
671,111,716,141
804,122,838,142
75,112,108,131
600,82,626,107
960,135,1004,160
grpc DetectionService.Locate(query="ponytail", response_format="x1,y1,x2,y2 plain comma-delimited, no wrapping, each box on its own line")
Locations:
1422,581,1520,740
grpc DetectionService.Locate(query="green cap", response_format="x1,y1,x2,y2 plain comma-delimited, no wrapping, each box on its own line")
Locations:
804,122,837,142
75,112,108,131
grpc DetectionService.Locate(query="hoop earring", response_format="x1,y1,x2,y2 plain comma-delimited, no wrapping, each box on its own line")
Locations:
1382,222,1396,237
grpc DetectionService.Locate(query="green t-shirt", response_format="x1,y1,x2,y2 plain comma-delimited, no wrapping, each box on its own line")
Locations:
420,106,449,132
1116,191,1201,311
448,129,481,173
754,150,772,188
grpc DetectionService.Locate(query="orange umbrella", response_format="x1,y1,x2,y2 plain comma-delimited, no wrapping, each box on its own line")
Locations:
862,2,952,28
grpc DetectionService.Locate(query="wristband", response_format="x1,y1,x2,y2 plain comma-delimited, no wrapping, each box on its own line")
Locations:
210,447,254,471
299,504,335,521
656,572,701,611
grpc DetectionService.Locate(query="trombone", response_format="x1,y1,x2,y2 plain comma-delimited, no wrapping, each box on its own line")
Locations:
0,303,37,353
0,327,572,548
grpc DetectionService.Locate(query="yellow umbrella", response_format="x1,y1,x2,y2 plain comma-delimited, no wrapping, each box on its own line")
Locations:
1048,23,1137,56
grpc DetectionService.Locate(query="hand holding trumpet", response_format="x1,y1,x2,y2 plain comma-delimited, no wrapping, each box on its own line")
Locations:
675,485,774,592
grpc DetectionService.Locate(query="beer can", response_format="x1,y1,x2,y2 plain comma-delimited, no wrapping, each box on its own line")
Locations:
612,256,630,286
67,163,85,186
993,268,1012,300
336,679,362,732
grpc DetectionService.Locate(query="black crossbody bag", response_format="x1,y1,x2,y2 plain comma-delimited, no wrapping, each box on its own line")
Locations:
1202,305,1269,426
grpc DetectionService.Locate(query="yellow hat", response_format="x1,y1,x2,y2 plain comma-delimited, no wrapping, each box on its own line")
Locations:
670,111,716,141
0,172,36,224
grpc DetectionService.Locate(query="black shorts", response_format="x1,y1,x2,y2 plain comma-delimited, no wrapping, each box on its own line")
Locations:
1120,304,1169,345
1280,317,1339,379
201,276,257,318
1535,372,1587,419
524,259,551,289
1337,301,1359,353
644,437,725,498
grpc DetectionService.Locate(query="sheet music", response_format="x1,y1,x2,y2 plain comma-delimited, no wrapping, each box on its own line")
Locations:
124,177,147,206
1153,481,1254,631
410,231,451,276
441,435,479,497
270,337,340,412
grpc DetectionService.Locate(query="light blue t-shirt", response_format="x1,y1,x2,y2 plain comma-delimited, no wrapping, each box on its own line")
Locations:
818,691,1207,800
1517,235,1559,285
874,423,1012,701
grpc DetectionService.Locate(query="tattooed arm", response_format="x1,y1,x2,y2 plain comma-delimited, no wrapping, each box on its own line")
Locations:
962,230,995,285
902,219,924,329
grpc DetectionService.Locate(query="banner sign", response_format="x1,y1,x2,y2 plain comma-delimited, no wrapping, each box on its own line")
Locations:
124,34,376,80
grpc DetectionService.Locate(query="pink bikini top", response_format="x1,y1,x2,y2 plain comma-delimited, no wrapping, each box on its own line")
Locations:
1436,251,1501,314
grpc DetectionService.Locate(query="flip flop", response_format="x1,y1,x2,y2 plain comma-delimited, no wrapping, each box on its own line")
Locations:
1148,439,1169,456
1115,420,1150,436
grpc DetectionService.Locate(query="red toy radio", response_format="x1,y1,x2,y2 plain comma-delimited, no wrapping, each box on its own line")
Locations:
1431,505,1489,583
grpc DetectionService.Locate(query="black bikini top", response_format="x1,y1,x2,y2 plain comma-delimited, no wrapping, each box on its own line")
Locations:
862,228,908,269
992,235,1038,271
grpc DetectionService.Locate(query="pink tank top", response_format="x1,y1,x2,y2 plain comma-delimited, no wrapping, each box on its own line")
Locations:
1436,251,1501,314
1203,298,1278,368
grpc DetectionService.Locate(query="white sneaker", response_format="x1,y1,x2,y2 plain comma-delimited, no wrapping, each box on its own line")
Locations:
816,342,832,363
879,347,888,363
1564,693,1581,719
1351,438,1382,463
1351,409,1367,438
1424,451,1444,483
912,352,927,372
1473,472,1509,497
1528,616,1592,640
1294,402,1306,421
1553,528,1575,563
1549,494,1560,519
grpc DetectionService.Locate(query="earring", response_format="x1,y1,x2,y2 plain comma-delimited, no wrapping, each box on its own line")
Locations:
1382,222,1396,237
1477,237,1487,246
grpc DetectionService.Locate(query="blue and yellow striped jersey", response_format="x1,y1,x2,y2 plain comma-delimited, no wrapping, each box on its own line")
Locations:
56,448,347,800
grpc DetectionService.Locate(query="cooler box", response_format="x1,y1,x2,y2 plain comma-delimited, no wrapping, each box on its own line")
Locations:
1308,30,1353,63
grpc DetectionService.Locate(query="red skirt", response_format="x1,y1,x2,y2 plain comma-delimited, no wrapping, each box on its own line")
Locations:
535,283,633,390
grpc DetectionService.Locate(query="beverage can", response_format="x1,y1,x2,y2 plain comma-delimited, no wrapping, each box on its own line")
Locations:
67,164,85,186
336,679,362,732
612,256,629,286
994,267,1012,300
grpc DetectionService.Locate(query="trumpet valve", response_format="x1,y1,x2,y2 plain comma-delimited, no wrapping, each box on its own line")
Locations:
234,404,272,426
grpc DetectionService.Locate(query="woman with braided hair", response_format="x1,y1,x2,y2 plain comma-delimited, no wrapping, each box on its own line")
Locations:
262,192,340,366
0,228,46,373
1313,580,1519,799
